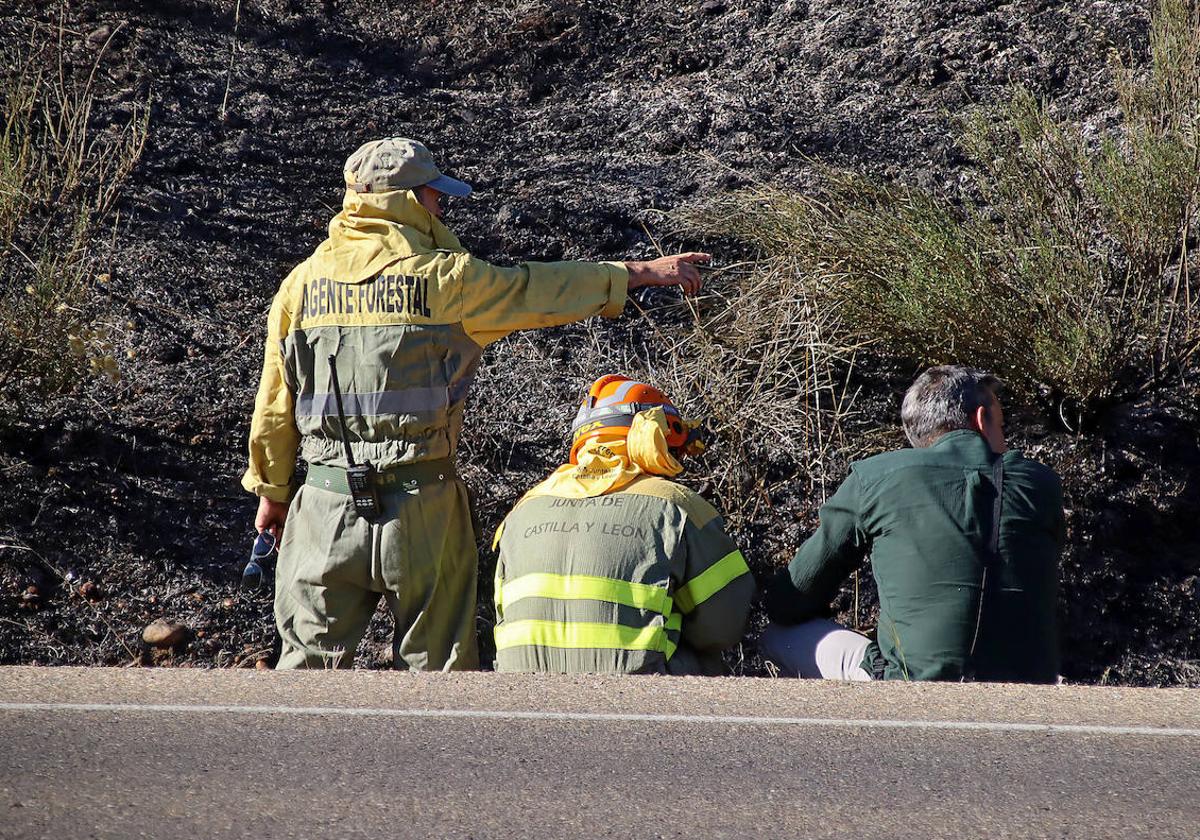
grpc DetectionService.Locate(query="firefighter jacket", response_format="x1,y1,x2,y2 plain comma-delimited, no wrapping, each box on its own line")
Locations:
493,473,756,675
242,188,629,501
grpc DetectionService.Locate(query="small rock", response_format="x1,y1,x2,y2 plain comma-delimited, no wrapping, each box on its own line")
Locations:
418,35,444,58
255,659,271,671
699,0,727,15
497,204,530,227
87,25,112,46
142,618,189,648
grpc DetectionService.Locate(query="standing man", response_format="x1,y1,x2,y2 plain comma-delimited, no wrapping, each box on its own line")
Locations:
493,375,755,675
762,365,1065,683
243,138,708,670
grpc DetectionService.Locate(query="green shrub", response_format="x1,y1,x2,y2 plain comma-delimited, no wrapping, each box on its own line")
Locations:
677,0,1200,428
0,22,147,399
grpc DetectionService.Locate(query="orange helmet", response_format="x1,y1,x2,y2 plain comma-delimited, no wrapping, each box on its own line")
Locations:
569,374,688,463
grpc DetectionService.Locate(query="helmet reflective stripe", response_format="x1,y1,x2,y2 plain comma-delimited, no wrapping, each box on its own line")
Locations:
595,379,642,408
571,402,680,439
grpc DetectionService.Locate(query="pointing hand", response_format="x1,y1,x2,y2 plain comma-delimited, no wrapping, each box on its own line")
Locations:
625,252,711,296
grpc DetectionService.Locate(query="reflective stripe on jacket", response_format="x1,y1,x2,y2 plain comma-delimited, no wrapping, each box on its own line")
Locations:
493,476,755,675
242,189,629,501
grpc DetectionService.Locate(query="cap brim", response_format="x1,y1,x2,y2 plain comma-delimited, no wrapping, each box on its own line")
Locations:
425,174,472,197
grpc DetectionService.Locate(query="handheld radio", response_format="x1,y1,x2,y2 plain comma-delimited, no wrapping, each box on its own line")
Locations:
327,354,381,521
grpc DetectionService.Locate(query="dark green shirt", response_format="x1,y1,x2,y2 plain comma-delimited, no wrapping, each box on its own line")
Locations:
766,430,1064,682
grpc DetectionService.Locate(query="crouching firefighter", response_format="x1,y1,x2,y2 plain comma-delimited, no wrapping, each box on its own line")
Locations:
492,375,755,675
242,138,710,670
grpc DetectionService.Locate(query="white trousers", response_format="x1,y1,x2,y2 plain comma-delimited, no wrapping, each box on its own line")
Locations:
760,619,873,681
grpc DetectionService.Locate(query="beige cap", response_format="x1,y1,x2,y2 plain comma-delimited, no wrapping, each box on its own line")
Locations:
343,138,472,196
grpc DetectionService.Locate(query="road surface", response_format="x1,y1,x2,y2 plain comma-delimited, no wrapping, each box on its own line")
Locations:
1,667,1198,838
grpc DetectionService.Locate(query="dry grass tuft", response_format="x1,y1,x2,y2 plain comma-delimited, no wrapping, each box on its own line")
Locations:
633,261,861,528
0,16,148,399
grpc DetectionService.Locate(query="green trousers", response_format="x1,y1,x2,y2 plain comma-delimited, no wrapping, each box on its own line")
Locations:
273,477,479,670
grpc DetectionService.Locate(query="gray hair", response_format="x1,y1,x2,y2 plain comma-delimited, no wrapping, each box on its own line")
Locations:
900,365,1003,448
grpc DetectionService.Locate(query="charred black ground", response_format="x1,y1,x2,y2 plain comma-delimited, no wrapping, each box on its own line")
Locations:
1,0,1196,683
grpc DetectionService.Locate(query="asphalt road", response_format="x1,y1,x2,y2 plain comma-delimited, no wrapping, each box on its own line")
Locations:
1,668,1198,839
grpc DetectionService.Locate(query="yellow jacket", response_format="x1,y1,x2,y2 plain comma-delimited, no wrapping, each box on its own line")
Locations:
242,189,629,501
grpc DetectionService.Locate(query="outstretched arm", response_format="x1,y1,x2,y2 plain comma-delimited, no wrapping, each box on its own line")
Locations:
765,470,870,625
459,252,710,346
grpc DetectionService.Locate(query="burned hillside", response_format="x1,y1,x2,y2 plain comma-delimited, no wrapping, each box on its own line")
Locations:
0,0,1197,684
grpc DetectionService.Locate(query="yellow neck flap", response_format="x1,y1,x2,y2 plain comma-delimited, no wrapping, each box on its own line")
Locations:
523,407,684,502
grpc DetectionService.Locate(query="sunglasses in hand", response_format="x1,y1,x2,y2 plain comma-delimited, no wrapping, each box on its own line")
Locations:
242,531,277,591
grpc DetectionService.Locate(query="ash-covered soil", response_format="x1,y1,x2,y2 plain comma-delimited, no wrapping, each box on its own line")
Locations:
1,0,1196,683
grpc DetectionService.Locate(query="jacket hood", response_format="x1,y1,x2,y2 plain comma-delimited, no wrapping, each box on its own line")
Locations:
308,189,466,283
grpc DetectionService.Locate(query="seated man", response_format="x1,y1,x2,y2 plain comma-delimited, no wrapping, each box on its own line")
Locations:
762,365,1065,683
492,375,755,675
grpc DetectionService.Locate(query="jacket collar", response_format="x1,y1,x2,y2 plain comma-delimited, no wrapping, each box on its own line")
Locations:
928,428,996,457
307,189,465,284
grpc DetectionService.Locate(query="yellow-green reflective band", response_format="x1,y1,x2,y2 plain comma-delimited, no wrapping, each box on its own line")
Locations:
495,620,676,655
674,549,751,613
501,573,673,616
493,564,505,617
662,611,683,660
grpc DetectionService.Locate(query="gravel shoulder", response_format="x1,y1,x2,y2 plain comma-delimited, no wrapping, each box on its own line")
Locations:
2,666,1198,730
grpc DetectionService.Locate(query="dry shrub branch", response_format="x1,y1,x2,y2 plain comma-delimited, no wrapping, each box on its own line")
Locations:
637,265,861,530
677,0,1200,429
0,16,148,399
